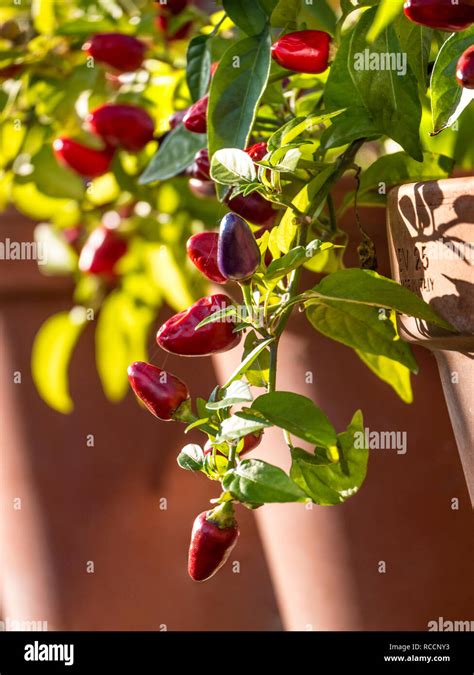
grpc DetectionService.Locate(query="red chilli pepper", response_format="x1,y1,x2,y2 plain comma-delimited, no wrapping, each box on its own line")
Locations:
169,108,188,129
83,33,146,73
53,137,114,178
457,45,474,89
189,148,210,180
86,104,155,152
188,506,239,582
188,178,216,199
156,294,240,356
225,190,277,227
271,30,331,74
404,0,474,30
128,361,190,421
155,0,192,40
78,226,127,276
186,232,227,284
245,142,268,162
183,94,208,134
217,213,261,281
204,431,263,457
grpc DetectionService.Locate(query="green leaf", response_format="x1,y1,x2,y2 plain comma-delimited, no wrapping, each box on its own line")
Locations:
306,300,418,371
321,108,382,151
194,305,238,331
356,350,413,403
33,223,77,275
31,307,87,414
290,410,368,505
431,28,474,134
210,148,256,185
340,151,453,211
252,392,337,448
186,34,212,102
223,459,307,503
95,291,154,402
395,14,433,88
268,110,344,151
241,331,271,388
31,0,56,34
223,336,274,388
310,268,453,329
145,245,196,312
206,380,253,410
177,444,205,471
271,0,299,28
28,146,85,201
265,240,334,282
366,0,404,42
208,30,272,156
218,412,272,442
276,165,336,253
325,6,423,160
222,0,268,36
139,125,206,183
300,0,337,34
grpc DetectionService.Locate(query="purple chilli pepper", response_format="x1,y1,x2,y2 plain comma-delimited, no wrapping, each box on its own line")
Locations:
217,213,261,281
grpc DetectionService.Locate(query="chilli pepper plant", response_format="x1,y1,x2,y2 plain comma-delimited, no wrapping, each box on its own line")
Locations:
1,1,473,580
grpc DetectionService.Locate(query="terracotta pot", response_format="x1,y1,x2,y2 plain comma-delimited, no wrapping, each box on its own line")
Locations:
0,210,281,631
387,177,474,504
212,177,474,630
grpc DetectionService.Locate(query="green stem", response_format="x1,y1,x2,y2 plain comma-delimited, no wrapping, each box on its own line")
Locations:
207,501,235,528
268,341,278,392
227,442,237,469
255,115,279,125
268,70,296,83
241,282,253,322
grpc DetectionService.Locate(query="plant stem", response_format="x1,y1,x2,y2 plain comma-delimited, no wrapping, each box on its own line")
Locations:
269,341,278,392
264,140,366,395
255,115,280,125
227,442,237,469
241,282,253,322
268,70,296,83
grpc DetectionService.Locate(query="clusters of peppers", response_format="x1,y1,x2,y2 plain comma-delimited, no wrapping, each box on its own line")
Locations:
129,211,263,581
49,0,474,581
128,0,474,583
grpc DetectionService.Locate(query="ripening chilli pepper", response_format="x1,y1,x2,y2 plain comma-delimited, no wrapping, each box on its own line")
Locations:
156,294,240,356
217,213,261,281
188,505,239,582
245,142,268,162
188,178,215,199
224,190,277,227
155,0,192,40
53,137,114,178
127,361,190,421
186,232,227,284
271,30,331,74
403,0,474,31
78,226,127,276
86,104,155,152
183,94,208,133
457,46,474,89
189,148,210,180
82,33,146,73
204,431,263,457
